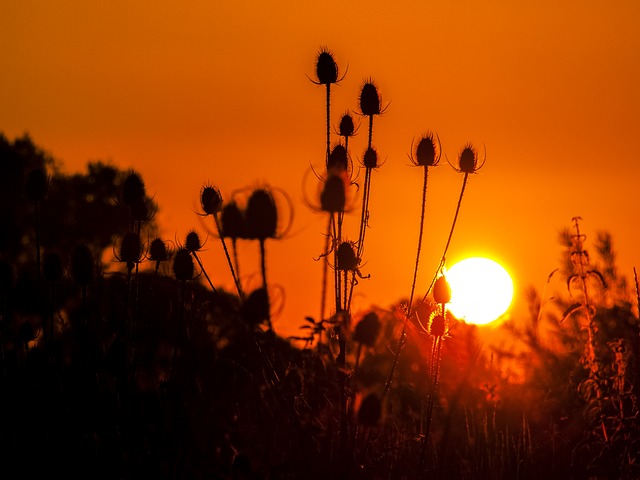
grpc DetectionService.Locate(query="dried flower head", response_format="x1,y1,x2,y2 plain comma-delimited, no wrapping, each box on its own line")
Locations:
412,132,441,167
246,189,278,240
148,238,170,263
353,311,381,347
185,230,203,253
455,143,485,174
338,112,355,138
117,232,143,266
320,174,346,214
429,313,446,337
173,248,194,281
200,184,223,216
363,147,379,169
359,80,381,116
327,144,348,173
315,47,339,85
433,275,452,304
337,241,359,271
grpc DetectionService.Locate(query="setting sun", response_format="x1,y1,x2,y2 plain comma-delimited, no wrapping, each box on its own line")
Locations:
446,257,514,325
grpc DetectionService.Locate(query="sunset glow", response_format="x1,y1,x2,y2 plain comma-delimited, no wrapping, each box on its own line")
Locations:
446,257,514,325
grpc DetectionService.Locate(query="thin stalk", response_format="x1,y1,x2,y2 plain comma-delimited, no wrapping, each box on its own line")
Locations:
214,216,244,300
259,239,273,332
383,166,431,399
191,251,218,296
419,172,469,309
325,83,331,166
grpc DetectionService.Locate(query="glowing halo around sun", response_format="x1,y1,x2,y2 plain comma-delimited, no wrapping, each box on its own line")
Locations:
445,257,514,325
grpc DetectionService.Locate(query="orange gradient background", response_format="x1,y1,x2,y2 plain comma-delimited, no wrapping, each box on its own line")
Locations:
3,1,639,336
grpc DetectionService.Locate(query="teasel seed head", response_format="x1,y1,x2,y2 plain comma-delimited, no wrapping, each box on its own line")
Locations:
363,147,379,169
200,184,223,216
327,144,348,173
185,230,203,253
320,174,346,214
359,80,381,116
338,112,355,138
118,232,142,265
414,133,440,167
337,241,358,271
429,313,446,337
315,48,339,85
245,189,278,240
433,275,452,304
148,238,170,263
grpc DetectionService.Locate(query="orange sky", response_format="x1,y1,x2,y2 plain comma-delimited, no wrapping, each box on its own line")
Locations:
3,1,640,337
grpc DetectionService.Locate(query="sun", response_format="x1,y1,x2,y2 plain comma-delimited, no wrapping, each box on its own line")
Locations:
445,257,514,325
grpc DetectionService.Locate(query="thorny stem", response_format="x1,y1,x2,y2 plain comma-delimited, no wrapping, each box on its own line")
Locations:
634,267,640,316
383,166,431,399
326,83,331,167
419,172,469,310
214,215,244,300
192,251,218,296
259,239,274,332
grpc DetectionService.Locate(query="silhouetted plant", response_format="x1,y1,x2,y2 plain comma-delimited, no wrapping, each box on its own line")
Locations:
42,251,62,342
183,229,218,296
199,184,244,299
220,200,246,288
70,243,93,324
384,132,441,399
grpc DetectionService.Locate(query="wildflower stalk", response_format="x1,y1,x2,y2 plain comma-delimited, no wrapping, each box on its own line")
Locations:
214,215,244,299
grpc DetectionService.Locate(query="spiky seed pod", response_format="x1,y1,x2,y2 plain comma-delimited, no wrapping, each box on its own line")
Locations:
201,185,223,215
339,113,355,137
185,231,202,253
221,202,246,239
122,172,145,207
173,248,194,281
0,260,13,293
353,311,381,347
327,144,348,173
242,287,270,325
433,275,452,304
71,244,94,287
429,313,446,337
315,48,338,85
337,241,358,271
363,147,378,169
149,238,169,263
320,174,346,214
119,232,142,265
245,189,277,240
415,134,438,167
359,81,381,116
43,252,63,283
25,167,48,202
459,144,478,173
357,393,382,427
